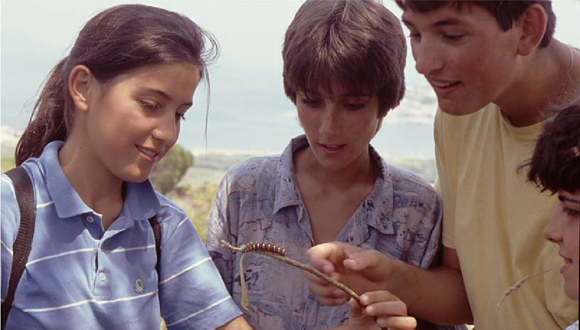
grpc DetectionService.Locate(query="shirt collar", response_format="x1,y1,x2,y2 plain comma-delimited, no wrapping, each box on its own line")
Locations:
272,135,308,214
358,148,396,236
123,180,160,220
271,135,396,237
41,141,160,220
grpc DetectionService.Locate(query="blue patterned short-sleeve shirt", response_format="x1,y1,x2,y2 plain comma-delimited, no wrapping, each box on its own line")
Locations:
206,135,455,330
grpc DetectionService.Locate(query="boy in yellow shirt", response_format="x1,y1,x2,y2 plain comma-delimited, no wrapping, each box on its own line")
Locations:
305,1,579,329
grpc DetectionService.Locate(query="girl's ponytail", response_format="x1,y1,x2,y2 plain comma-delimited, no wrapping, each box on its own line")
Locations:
15,57,73,165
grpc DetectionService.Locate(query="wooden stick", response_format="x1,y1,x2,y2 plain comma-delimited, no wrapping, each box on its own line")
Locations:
220,240,361,304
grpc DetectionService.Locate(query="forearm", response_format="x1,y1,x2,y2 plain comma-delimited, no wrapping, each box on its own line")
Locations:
384,260,472,325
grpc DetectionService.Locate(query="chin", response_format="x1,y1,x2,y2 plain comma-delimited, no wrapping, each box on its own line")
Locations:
119,167,152,183
563,268,579,301
564,284,579,301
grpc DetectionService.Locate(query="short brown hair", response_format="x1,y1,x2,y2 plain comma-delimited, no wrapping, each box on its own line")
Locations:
395,1,556,48
526,105,580,193
283,0,406,117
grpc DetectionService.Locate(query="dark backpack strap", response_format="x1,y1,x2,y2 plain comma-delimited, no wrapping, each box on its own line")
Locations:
2,166,36,329
148,215,161,276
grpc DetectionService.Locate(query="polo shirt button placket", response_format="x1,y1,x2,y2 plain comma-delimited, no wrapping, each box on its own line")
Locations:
86,215,95,223
94,268,112,298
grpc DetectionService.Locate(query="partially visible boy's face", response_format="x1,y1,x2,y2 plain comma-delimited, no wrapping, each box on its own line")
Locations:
544,190,580,301
401,4,521,115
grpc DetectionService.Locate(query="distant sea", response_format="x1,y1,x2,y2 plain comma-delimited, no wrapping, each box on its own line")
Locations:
184,83,439,160
2,83,438,160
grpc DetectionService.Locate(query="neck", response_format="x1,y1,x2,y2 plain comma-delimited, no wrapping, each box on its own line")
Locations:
294,146,376,190
496,40,578,127
59,133,124,222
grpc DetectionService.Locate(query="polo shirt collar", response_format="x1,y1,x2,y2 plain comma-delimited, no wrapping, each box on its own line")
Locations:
41,141,160,220
42,141,92,219
123,180,160,220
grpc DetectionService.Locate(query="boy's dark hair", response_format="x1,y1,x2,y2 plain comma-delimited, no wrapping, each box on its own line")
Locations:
526,105,580,193
283,0,406,117
16,4,218,165
395,0,556,48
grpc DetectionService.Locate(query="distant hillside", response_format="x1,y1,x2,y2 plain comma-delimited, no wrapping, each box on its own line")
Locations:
192,152,273,170
180,151,436,188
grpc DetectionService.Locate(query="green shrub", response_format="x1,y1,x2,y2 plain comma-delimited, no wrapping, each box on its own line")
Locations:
1,157,15,173
150,144,194,194
167,183,218,241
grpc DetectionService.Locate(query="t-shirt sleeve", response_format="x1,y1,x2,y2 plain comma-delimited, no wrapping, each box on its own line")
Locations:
434,109,457,249
1,174,20,303
157,206,242,330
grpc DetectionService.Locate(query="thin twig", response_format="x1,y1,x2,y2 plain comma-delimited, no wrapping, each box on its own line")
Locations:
220,240,361,304
496,267,558,307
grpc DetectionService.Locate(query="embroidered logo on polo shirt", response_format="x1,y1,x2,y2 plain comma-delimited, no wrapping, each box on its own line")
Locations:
134,279,145,293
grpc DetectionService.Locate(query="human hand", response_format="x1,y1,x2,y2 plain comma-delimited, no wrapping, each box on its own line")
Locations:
306,242,393,305
356,291,417,330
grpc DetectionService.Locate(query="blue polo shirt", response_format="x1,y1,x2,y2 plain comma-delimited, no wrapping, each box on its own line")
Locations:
1,141,242,330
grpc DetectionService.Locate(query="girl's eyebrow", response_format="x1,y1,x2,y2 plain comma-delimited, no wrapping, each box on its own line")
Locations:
138,87,193,107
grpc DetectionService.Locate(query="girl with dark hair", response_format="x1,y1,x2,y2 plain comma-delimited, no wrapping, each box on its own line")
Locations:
1,4,251,330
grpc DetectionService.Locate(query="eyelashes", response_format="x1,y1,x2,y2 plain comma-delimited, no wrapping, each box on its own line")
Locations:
241,242,286,257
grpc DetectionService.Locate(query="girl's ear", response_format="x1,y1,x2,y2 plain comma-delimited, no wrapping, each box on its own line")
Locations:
69,65,94,112
516,4,548,56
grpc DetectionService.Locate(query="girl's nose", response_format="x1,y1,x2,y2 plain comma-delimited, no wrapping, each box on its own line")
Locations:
152,113,178,144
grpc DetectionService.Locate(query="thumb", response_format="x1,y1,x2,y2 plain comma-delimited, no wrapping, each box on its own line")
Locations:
348,298,365,319
307,242,350,273
343,249,381,271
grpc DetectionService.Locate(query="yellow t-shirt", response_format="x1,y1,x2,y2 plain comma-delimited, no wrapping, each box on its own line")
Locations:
434,104,578,330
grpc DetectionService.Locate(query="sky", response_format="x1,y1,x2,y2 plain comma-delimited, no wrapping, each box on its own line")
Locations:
1,0,579,157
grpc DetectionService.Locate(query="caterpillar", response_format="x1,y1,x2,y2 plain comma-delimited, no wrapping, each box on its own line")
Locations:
241,242,286,256
220,239,361,309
